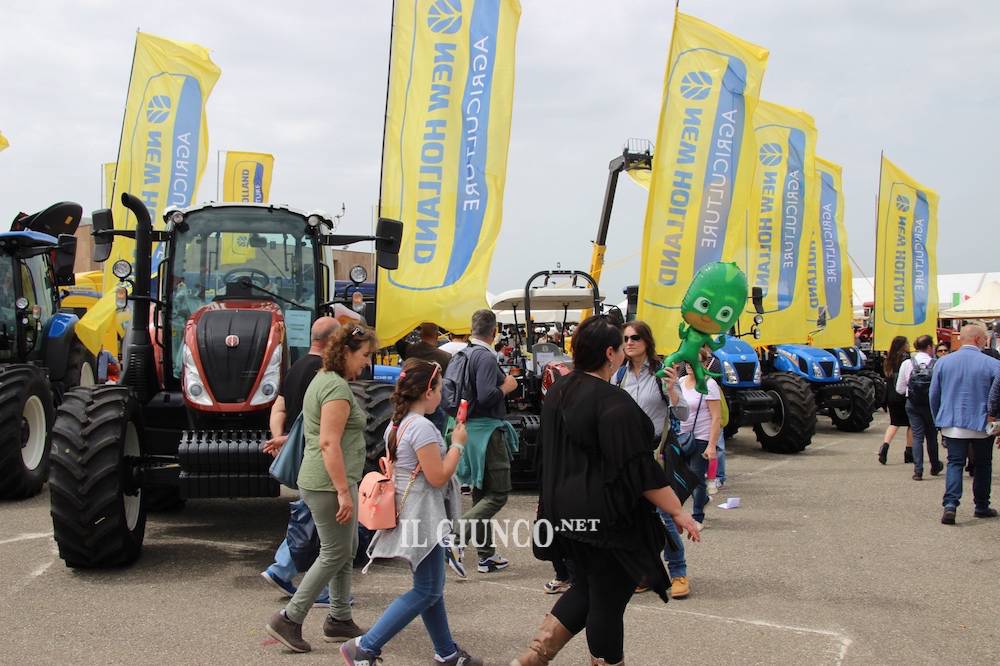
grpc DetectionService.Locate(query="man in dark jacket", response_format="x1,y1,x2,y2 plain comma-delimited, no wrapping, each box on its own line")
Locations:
395,322,452,371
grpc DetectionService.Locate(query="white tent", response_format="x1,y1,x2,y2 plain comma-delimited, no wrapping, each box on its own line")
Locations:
940,281,1000,319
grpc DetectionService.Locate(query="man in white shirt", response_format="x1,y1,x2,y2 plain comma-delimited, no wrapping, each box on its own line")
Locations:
439,333,469,355
896,334,941,480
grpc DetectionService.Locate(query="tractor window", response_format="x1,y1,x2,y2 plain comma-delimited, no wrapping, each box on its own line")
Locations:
24,254,56,323
0,259,15,360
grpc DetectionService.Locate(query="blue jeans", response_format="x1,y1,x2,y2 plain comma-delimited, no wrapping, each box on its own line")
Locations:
359,545,456,657
905,401,939,474
658,509,686,578
716,432,726,484
684,438,710,523
943,437,994,511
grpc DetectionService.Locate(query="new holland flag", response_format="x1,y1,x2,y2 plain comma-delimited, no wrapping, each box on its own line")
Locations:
376,0,521,344
0,131,8,152
874,155,939,351
808,157,853,348
637,12,768,349
221,151,274,263
735,101,819,345
103,31,220,287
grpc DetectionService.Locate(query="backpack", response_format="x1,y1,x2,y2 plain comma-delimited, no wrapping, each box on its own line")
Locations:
907,357,935,407
442,344,491,417
357,418,420,531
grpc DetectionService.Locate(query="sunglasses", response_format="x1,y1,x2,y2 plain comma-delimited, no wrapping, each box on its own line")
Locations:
624,334,643,342
351,326,365,337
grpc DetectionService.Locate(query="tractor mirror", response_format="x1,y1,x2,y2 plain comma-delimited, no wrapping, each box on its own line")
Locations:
54,235,77,286
751,286,764,314
374,218,403,270
248,234,268,249
91,208,114,263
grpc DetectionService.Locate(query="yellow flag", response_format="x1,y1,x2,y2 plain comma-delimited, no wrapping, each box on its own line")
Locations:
0,131,8,152
874,156,939,351
809,157,854,347
637,12,768,349
376,0,521,344
733,101,819,345
104,31,220,288
220,151,273,263
103,162,117,208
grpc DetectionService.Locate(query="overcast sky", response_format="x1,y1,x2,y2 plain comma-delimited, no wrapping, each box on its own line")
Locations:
3,0,998,301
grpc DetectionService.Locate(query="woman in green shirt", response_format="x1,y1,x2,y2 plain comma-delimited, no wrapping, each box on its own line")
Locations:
267,325,377,653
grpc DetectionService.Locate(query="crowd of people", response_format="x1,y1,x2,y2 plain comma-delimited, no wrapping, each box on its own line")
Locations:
877,323,999,524
255,310,743,664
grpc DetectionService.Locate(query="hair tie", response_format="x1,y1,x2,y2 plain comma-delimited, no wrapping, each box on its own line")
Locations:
399,370,408,379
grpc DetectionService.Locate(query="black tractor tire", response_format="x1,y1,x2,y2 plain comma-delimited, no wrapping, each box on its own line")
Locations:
830,375,876,433
857,369,887,412
52,341,98,404
0,365,56,500
49,385,146,568
350,380,395,470
753,372,816,454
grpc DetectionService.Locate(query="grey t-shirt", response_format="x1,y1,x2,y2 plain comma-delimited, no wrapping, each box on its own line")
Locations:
385,413,445,471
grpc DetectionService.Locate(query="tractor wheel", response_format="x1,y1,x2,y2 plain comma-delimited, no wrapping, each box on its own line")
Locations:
349,380,395,470
53,341,98,404
830,375,876,433
753,372,816,454
0,365,55,500
49,385,146,568
857,369,887,412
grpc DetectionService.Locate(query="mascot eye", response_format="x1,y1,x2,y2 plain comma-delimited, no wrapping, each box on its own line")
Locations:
693,297,711,314
716,306,734,323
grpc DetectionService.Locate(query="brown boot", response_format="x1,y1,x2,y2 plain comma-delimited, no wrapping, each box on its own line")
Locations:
509,613,574,665
265,610,311,653
590,657,624,665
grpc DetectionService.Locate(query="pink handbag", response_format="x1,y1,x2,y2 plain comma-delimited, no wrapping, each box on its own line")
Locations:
358,421,420,531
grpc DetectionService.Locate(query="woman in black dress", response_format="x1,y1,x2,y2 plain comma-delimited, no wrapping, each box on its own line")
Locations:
880,335,913,465
511,316,700,666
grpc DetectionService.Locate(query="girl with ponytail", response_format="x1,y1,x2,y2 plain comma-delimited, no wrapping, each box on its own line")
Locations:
344,359,481,665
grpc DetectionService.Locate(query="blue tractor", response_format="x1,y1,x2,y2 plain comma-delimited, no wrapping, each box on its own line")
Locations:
0,202,98,499
827,345,887,413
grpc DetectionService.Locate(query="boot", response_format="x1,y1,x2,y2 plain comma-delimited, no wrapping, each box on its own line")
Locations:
509,613,574,666
877,443,889,465
904,447,913,464
590,656,624,665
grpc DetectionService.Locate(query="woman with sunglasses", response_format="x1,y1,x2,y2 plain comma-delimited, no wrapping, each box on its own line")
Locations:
267,325,377,653
935,343,950,358
342,359,480,665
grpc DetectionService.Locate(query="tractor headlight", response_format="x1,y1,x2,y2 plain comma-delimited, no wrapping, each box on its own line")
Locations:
112,259,133,279
168,209,184,226
15,297,28,311
754,314,764,325
250,345,283,406
753,363,762,383
812,361,824,377
722,361,739,385
182,344,212,406
833,363,841,378
837,350,850,366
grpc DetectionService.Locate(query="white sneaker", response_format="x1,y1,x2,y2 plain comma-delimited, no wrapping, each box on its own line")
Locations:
706,479,719,496
441,534,467,579
695,521,706,531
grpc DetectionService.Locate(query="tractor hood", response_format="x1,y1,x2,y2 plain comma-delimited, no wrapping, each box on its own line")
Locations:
182,300,286,412
713,338,762,387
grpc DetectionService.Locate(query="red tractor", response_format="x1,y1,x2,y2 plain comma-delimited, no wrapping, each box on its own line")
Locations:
48,193,401,568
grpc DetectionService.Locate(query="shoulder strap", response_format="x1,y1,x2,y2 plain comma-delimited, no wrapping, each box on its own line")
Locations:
613,365,627,386
690,392,704,434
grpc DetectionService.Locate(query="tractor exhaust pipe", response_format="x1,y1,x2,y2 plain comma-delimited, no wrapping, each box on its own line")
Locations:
119,192,157,403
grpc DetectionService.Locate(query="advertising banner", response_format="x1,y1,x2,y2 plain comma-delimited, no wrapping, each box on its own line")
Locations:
376,0,521,344
221,151,273,263
103,31,220,287
0,131,8,152
874,155,939,350
809,157,854,348
734,101,818,344
637,12,768,348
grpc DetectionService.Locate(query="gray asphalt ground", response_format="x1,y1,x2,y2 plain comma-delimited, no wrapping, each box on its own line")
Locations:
2,412,999,665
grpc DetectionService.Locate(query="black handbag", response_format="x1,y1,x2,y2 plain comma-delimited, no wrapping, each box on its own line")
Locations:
660,395,704,505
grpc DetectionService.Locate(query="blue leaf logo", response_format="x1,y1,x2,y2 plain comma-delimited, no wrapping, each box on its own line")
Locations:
895,195,910,212
758,143,783,166
146,95,172,124
680,71,713,100
428,0,462,34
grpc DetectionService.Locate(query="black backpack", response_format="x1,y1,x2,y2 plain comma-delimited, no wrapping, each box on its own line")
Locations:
442,344,490,417
907,357,935,407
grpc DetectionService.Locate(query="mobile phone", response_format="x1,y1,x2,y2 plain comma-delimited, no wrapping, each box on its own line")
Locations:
456,399,469,424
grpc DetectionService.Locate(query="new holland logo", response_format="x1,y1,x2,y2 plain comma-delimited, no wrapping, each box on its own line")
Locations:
225,335,240,348
679,71,713,100
759,143,783,167
428,0,462,34
146,95,172,124
895,195,910,212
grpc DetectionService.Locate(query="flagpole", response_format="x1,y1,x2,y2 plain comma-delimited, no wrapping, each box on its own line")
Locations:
872,150,884,349
376,0,396,221
216,150,222,201
110,29,140,223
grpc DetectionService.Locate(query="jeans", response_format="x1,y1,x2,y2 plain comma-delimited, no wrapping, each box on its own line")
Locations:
458,428,510,559
905,401,939,474
943,437,994,511
657,509,686,578
550,543,635,663
684,438,710,523
552,557,574,583
716,432,726,484
359,546,456,657
284,487,358,624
